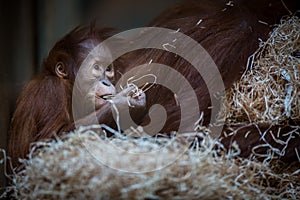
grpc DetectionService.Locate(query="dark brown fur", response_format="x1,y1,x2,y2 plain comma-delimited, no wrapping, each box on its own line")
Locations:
8,0,299,167
121,0,295,131
220,123,300,162
121,0,299,161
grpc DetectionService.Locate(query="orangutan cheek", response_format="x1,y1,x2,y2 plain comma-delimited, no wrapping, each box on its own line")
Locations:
95,98,107,109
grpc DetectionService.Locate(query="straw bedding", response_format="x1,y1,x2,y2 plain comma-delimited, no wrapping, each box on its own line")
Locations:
4,127,300,199
222,16,300,125
2,16,300,199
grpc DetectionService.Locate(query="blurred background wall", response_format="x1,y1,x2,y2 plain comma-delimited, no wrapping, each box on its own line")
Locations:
0,0,180,190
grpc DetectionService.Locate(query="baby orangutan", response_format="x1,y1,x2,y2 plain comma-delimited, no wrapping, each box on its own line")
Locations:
9,0,299,169
8,25,146,167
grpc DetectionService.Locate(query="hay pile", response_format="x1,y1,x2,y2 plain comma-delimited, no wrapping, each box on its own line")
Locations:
223,16,300,125
3,16,300,200
3,126,300,199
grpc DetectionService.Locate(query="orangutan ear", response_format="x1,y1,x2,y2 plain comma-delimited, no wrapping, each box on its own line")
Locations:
55,62,68,78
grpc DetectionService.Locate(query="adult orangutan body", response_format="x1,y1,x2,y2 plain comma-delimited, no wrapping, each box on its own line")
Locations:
121,0,299,162
8,0,299,167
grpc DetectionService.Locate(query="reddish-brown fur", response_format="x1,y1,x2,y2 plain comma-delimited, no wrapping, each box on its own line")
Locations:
8,26,118,167
8,0,299,167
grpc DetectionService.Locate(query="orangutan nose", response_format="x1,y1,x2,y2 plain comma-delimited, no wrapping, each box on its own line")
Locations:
101,79,111,87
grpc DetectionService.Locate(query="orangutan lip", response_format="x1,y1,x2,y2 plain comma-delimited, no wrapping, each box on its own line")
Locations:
96,94,114,100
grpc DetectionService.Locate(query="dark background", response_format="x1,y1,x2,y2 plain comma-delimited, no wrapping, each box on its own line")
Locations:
0,0,180,190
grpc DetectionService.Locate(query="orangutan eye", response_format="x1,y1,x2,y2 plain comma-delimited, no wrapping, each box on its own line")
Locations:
106,65,112,72
93,64,100,70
